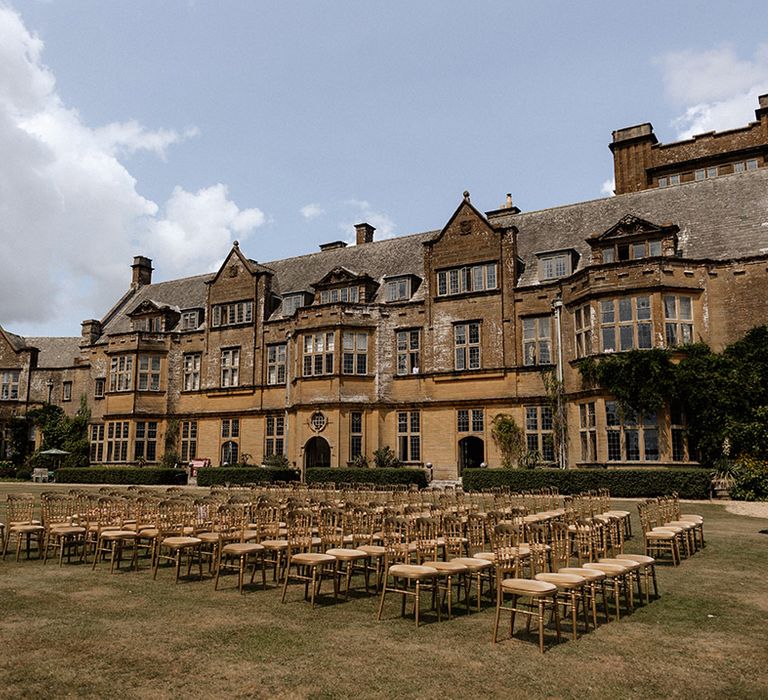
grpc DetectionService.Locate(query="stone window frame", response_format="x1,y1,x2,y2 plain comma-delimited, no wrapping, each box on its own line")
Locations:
267,344,287,385
342,331,368,375
183,353,201,391
137,354,162,392
0,370,20,401
350,411,363,461
522,316,552,366
106,420,130,462
302,331,335,377
525,405,555,462
454,321,481,371
578,402,597,462
220,347,240,387
109,355,133,393
211,300,253,328
664,294,694,347
599,296,652,353
265,414,285,457
397,410,421,463
605,400,659,462
436,262,498,298
134,420,158,462
396,329,421,375
180,420,197,463
574,304,593,359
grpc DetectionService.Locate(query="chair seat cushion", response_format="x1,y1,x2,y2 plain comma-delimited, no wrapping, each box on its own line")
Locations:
422,560,468,574
101,530,137,540
583,562,626,576
500,578,558,595
451,557,493,571
261,539,288,549
291,552,336,565
358,544,386,556
535,572,586,588
325,547,368,560
615,554,655,566
161,536,202,547
388,564,439,579
222,542,264,555
558,567,605,582
599,557,641,571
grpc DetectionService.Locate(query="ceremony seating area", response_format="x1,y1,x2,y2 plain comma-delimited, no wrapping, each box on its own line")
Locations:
0,483,704,653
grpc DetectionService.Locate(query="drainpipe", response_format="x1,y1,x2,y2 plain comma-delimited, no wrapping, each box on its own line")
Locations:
551,298,567,469
284,331,294,477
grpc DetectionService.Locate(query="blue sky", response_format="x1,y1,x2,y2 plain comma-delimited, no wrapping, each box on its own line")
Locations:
2,1,767,336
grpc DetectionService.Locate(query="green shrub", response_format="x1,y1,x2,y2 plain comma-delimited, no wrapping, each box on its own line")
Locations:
55,467,187,485
0,462,16,479
306,467,428,488
196,467,299,487
373,446,401,469
462,467,712,500
729,457,768,501
263,454,291,469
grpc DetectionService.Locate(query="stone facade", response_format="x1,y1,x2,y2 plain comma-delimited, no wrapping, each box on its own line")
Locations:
611,94,768,194
2,103,768,478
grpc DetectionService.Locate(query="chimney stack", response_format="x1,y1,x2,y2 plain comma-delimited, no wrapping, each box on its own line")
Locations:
355,222,375,245
131,256,153,288
81,319,102,345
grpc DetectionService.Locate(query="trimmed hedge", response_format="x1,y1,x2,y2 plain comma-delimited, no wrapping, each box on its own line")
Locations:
306,468,429,489
55,467,188,485
196,467,300,487
462,468,712,500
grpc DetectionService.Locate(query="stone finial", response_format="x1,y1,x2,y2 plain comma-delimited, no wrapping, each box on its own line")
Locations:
463,190,470,202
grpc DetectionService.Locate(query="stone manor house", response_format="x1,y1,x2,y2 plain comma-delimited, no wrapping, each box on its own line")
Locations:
2,96,768,479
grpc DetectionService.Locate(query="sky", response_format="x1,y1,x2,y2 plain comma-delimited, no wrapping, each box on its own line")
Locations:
1,1,767,337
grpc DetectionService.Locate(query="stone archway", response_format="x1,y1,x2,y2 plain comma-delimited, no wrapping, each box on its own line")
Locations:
458,435,484,475
304,436,331,468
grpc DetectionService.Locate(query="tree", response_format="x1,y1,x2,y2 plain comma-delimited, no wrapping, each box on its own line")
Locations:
490,414,525,468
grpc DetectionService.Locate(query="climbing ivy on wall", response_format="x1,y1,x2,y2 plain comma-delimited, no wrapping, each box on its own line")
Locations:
577,325,768,466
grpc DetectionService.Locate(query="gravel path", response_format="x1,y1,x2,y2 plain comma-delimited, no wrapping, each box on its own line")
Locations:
723,501,768,519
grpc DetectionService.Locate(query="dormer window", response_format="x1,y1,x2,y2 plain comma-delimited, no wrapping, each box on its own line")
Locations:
436,262,497,297
320,286,359,304
133,316,163,333
180,310,200,331
386,277,411,302
282,294,305,316
536,250,577,282
589,215,678,266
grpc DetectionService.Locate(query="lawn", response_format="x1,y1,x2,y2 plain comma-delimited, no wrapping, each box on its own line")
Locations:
0,485,766,699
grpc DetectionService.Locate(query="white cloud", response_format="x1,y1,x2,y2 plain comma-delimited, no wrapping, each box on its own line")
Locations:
0,5,265,335
149,184,265,273
340,199,396,241
300,203,324,220
600,178,615,197
658,44,768,139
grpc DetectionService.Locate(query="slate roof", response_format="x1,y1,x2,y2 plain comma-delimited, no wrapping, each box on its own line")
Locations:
24,337,82,368
63,167,768,339
513,167,768,286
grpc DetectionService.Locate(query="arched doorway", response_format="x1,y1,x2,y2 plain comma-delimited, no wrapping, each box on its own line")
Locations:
458,436,484,474
304,436,331,468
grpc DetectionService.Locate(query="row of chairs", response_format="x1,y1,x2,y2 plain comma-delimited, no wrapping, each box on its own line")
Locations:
637,495,704,565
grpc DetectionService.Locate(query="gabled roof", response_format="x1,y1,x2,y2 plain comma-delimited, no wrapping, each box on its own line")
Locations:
588,214,677,245
423,194,497,247
0,325,28,353
127,299,181,317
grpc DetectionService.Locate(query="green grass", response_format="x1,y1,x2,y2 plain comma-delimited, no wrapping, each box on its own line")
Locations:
1,488,767,699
